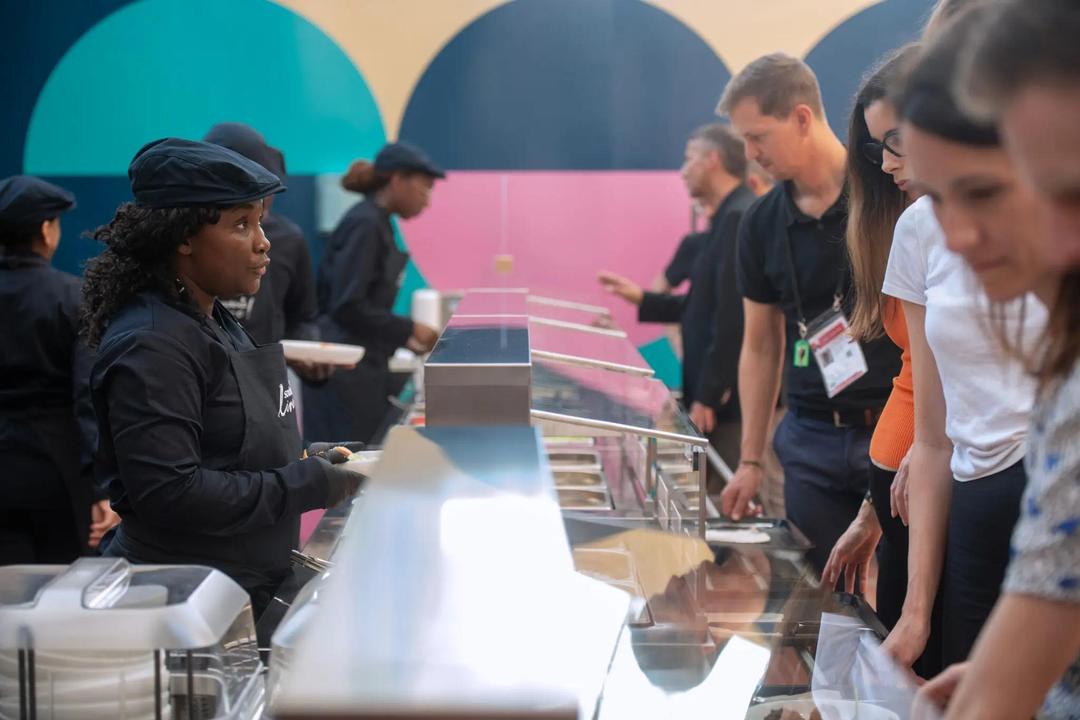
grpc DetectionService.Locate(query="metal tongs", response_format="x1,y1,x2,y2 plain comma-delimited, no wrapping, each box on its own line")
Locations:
290,549,332,573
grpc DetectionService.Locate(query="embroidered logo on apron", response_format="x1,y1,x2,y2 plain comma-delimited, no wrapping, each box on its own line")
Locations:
278,383,296,418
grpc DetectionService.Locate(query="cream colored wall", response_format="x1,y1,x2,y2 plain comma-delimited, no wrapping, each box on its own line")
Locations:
273,0,882,138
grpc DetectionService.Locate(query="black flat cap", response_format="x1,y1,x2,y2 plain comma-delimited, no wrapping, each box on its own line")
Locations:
0,175,75,235
374,142,445,179
129,137,286,209
204,122,286,179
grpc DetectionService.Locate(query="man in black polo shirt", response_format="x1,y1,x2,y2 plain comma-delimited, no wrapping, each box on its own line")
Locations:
716,54,900,571
599,124,756,467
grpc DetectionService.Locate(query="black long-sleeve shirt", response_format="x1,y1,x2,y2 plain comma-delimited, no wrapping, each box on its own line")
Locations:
92,293,327,536
638,185,754,416
0,250,100,497
316,199,414,360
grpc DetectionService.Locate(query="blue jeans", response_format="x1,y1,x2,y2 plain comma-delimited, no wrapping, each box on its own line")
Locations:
773,411,873,572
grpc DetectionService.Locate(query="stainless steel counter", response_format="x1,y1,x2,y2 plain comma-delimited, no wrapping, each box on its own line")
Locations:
272,425,629,719
270,291,928,720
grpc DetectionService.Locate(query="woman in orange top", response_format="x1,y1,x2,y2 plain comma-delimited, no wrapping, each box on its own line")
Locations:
821,45,940,677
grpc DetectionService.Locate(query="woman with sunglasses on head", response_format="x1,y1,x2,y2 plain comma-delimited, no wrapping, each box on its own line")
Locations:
821,43,942,678
876,5,1049,672
915,1,1080,717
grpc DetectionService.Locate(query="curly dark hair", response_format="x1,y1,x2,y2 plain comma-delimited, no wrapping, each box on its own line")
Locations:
80,203,220,348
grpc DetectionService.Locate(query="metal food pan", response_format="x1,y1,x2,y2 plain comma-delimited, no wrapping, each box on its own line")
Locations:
543,435,597,447
658,460,694,476
554,470,607,488
548,450,602,469
670,486,720,521
657,449,690,464
661,470,700,490
557,488,613,511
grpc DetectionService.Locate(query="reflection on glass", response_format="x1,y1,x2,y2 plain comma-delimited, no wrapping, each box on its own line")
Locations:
529,320,652,373
531,360,701,441
566,520,919,719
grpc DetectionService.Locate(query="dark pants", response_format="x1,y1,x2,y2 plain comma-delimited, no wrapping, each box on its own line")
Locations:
869,465,906,630
0,447,82,565
942,460,1026,667
0,509,81,565
773,412,871,572
869,464,943,678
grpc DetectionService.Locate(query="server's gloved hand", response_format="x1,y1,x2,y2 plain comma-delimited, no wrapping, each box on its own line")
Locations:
307,441,366,464
316,457,364,508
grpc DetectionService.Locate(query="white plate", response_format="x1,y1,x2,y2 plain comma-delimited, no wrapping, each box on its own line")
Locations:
281,340,365,366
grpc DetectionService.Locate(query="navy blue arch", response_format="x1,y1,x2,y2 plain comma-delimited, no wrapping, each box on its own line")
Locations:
400,0,731,171
805,0,938,141
0,0,135,177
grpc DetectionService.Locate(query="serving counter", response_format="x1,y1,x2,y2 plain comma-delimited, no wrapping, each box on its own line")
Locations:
269,290,931,720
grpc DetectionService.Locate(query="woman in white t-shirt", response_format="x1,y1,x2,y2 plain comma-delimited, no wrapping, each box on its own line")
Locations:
877,9,1048,670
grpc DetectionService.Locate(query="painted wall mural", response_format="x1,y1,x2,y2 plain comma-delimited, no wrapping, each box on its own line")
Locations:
1,0,935,386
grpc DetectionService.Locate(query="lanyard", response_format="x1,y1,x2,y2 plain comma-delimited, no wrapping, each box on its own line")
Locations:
782,231,846,339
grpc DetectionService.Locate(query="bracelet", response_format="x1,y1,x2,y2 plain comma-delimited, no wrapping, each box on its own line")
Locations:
739,459,763,469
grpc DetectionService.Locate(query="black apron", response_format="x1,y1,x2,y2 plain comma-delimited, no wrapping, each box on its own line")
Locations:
304,245,409,444
109,337,303,604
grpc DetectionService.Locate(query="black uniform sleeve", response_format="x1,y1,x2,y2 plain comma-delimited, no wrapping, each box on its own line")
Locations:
664,233,704,287
638,292,687,324
72,339,105,499
102,333,329,535
282,228,320,342
62,281,104,500
325,219,414,347
736,209,780,304
697,213,747,410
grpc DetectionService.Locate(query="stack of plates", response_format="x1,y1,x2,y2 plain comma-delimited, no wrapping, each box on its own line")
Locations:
0,649,171,720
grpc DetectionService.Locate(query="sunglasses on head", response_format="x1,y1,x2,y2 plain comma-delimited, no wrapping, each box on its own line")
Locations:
862,129,903,166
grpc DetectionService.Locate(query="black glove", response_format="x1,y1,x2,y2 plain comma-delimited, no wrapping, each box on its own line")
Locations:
316,457,364,508
307,441,366,464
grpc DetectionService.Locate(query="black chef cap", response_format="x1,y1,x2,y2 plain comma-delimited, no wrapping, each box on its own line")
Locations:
203,122,286,179
0,175,76,238
374,142,446,179
128,137,286,209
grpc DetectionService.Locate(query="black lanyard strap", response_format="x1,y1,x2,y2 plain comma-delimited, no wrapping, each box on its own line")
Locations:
782,233,846,338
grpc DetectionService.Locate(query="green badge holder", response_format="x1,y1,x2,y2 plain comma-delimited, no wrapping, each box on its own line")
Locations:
794,338,811,368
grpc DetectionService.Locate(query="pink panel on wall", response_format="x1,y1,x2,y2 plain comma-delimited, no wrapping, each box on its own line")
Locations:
398,171,697,345
299,508,325,546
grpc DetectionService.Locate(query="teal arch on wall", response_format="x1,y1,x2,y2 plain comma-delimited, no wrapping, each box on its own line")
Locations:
24,0,386,175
